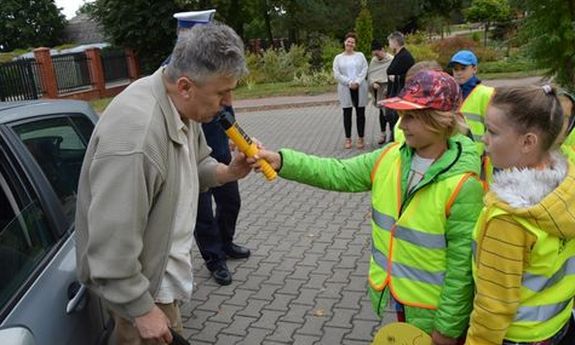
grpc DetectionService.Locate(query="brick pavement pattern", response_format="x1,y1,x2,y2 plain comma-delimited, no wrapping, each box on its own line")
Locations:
182,104,397,344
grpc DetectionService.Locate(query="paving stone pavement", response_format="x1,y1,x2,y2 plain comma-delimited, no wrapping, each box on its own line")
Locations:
182,104,397,344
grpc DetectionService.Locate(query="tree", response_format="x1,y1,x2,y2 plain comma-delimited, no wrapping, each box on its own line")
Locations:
520,0,575,91
89,0,182,74
465,0,511,46
0,0,66,52
354,2,373,58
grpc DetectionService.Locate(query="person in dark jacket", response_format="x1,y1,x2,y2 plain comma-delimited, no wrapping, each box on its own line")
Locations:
386,31,415,141
195,107,251,287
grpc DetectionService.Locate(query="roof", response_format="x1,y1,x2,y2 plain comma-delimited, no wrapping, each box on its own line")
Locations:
0,100,98,125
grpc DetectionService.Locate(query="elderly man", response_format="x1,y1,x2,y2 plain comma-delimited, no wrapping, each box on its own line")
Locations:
75,23,250,345
169,10,250,287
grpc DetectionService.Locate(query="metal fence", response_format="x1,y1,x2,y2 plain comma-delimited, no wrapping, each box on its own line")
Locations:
101,49,129,83
52,52,92,94
0,59,43,101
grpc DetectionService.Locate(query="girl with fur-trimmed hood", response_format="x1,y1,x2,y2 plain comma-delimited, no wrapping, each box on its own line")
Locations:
466,85,575,344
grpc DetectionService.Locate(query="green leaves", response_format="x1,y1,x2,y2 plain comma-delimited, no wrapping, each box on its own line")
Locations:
0,0,66,51
354,5,373,59
520,0,575,91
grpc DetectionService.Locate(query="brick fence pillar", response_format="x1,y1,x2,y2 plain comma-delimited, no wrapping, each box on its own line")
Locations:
33,47,58,99
85,48,105,97
125,48,140,80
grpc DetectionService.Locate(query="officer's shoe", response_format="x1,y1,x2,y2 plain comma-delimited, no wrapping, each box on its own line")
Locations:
224,243,251,259
210,264,232,286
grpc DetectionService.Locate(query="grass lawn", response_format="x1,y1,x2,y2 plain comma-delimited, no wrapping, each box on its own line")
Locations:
90,82,335,113
89,70,545,113
479,69,546,80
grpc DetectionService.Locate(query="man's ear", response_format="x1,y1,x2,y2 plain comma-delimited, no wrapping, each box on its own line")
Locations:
176,76,194,98
521,132,539,154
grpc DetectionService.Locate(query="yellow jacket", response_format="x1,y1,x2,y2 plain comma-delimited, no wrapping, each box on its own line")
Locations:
466,152,575,344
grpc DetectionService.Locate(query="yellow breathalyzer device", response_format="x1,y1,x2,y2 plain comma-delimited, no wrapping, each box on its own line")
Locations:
218,109,277,181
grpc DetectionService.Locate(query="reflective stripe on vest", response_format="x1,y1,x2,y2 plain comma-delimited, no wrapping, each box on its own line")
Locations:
516,300,572,322
472,206,575,342
372,208,446,249
368,144,474,312
371,244,445,285
523,256,575,292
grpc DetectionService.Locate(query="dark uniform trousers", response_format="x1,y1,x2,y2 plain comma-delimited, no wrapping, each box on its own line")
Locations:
193,106,241,271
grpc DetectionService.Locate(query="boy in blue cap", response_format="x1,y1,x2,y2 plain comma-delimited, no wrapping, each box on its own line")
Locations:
448,50,494,179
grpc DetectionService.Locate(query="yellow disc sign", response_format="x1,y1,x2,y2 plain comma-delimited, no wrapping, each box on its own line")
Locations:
371,323,432,345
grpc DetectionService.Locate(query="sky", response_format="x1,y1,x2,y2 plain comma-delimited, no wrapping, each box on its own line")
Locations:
54,0,92,19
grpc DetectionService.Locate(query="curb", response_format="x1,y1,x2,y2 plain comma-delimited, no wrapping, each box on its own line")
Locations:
235,99,339,113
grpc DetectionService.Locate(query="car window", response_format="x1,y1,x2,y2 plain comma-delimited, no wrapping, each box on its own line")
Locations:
0,157,55,313
11,116,93,223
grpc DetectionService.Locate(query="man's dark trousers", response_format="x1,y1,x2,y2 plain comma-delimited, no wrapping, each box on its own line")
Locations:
194,106,241,271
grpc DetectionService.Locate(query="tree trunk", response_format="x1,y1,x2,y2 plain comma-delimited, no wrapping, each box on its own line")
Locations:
483,22,489,47
229,0,244,39
262,0,273,43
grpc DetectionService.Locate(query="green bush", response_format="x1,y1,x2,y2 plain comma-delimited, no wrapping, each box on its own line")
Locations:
480,52,537,73
293,69,337,87
431,36,500,68
320,38,343,72
471,31,481,43
406,43,439,62
406,32,428,45
242,45,311,84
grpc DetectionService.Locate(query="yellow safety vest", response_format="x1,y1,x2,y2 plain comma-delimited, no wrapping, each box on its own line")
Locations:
459,84,494,155
561,127,575,163
472,207,575,342
393,120,404,143
368,143,475,315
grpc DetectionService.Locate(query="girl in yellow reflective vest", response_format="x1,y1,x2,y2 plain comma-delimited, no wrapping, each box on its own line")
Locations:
251,70,485,345
466,85,575,345
558,91,575,162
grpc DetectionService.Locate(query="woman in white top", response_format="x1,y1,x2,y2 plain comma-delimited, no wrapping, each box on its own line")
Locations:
333,32,369,149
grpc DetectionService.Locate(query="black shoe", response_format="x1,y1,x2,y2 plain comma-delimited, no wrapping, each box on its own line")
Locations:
224,243,251,259
210,264,232,286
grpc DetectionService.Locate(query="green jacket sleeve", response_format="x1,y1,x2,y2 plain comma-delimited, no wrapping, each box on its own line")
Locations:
433,176,484,338
278,148,384,193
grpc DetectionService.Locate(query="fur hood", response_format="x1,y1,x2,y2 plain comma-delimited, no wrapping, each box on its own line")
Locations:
486,151,575,239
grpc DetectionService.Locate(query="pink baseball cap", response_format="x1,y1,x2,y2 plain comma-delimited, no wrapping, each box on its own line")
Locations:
381,70,462,111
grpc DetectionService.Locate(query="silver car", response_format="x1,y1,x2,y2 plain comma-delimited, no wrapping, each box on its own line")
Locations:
0,100,111,345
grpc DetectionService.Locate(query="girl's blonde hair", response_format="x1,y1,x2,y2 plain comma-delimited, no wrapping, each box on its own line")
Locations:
402,109,468,138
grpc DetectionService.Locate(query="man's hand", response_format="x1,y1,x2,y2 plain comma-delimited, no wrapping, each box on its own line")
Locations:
373,83,380,90
134,306,173,344
224,151,251,181
431,330,458,345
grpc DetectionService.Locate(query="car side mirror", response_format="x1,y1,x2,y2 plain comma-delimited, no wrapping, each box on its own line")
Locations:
0,326,36,345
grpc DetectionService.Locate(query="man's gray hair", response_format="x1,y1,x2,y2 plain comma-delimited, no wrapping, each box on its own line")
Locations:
165,23,248,84
387,31,405,46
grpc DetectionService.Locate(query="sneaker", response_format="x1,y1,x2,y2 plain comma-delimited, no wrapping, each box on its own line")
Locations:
344,138,352,149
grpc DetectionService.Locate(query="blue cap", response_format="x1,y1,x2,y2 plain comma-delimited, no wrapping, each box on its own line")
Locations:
174,9,216,29
448,50,478,67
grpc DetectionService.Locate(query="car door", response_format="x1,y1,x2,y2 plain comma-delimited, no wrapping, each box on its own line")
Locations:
0,111,110,345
